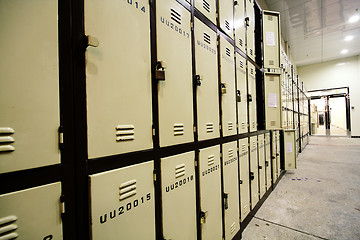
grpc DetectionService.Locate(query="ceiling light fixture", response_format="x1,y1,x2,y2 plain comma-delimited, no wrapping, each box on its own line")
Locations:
341,49,348,54
336,63,345,66
344,35,354,41
349,15,360,23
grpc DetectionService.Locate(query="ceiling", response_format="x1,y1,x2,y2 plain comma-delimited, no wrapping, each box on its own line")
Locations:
265,0,360,66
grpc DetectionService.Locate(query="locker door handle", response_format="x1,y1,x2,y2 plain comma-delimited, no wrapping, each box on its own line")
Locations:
223,193,229,210
265,161,269,167
239,179,243,184
155,61,167,81
234,1,238,6
258,166,262,169
86,35,99,48
245,17,250,27
250,172,254,180
247,94,252,102
200,211,208,224
237,90,241,102
195,75,203,86
220,83,227,94
271,156,275,159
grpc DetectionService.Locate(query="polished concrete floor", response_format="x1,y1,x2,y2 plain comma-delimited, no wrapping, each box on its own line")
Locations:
242,136,360,240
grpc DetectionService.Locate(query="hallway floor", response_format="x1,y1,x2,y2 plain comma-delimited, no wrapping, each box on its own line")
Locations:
242,136,360,240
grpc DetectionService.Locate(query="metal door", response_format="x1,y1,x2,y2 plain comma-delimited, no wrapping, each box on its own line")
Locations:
264,72,282,129
194,0,216,24
157,0,194,147
271,131,277,183
219,0,234,39
238,138,250,221
262,11,280,68
0,0,60,173
265,133,272,190
222,141,240,240
276,131,281,177
234,0,246,52
199,146,222,240
89,162,155,240
195,19,220,141
248,62,257,132
245,0,255,61
284,130,297,170
220,37,237,137
249,136,259,208
0,183,62,239
258,134,266,198
161,152,196,240
236,53,248,134
85,0,152,158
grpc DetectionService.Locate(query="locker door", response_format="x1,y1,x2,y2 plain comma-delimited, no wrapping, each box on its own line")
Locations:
262,11,280,68
236,53,248,134
248,62,257,132
0,0,60,173
161,152,196,240
222,141,240,240
199,146,222,240
234,0,246,52
271,131,277,183
157,0,193,147
195,19,220,141
265,133,272,190
219,0,234,39
89,162,155,240
238,138,250,221
276,131,281,177
220,37,237,137
0,183,62,239
194,0,216,24
85,0,152,158
249,136,259,208
264,72,282,129
258,134,266,198
245,0,255,61
284,130,297,169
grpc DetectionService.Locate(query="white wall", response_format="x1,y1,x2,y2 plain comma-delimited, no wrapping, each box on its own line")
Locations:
298,55,360,136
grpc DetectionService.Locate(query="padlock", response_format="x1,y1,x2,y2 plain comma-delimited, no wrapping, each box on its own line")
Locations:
220,83,227,94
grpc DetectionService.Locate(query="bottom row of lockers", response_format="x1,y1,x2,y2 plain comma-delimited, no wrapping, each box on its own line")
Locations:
0,131,296,240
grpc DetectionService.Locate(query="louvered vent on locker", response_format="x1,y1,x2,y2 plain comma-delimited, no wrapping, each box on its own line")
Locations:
250,49,253,56
228,122,233,131
269,60,274,65
271,121,276,127
206,123,214,133
239,38,243,46
171,8,182,25
250,68,254,75
252,122,255,129
252,141,256,149
230,222,236,234
116,125,135,142
241,122,246,129
226,47,231,57
268,15,273,21
204,32,211,44
269,76,274,81
0,127,15,152
174,123,184,136
208,155,215,166
228,149,234,158
239,60,244,69
0,215,18,239
203,0,210,12
225,20,230,30
241,144,247,152
119,180,137,201
175,164,185,178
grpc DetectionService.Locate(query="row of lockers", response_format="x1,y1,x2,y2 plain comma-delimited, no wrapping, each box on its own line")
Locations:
1,131,295,240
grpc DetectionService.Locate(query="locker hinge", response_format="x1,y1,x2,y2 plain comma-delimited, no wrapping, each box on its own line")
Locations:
58,126,64,150
191,21,194,30
194,126,197,133
153,170,157,182
152,126,156,136
60,195,65,216
194,160,198,167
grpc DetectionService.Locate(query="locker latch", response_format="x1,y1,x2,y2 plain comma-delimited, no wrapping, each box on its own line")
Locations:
247,94,253,102
265,161,269,167
234,1,238,6
86,35,99,48
245,17,250,27
155,61,167,81
223,193,229,210
200,211,208,224
220,83,227,94
258,165,262,169
250,172,254,180
239,179,243,184
237,90,241,102
195,75,203,86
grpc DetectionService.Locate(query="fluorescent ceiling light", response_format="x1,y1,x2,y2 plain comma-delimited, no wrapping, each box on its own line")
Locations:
336,63,345,66
349,15,360,23
344,35,354,41
341,49,348,54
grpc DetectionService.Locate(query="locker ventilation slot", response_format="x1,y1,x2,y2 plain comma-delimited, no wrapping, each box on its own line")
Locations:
228,149,234,158
241,122,246,129
204,33,211,44
119,180,137,201
239,38,243,46
239,60,244,68
268,15,273,21
228,122,233,131
226,48,231,57
269,60,274,66
175,164,185,178
174,123,184,136
206,123,214,133
250,68,254,75
252,141,256,148
171,9,182,25
231,222,236,234
252,122,255,128
203,0,210,12
269,76,274,81
250,49,253,56
116,125,135,142
0,127,15,153
208,155,215,166
271,121,276,126
225,20,230,30
241,144,247,152
0,215,18,239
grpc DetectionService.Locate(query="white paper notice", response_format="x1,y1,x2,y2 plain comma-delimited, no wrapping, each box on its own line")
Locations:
286,142,293,153
266,32,275,46
268,93,277,108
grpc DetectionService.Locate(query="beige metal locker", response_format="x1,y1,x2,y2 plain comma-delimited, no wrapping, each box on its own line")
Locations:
262,11,280,68
236,53,248,134
199,146,222,240
245,0,255,61
264,71,282,130
234,0,246,52
222,141,240,240
194,0,216,24
258,134,266,198
195,19,220,141
249,136,259,208
0,183,62,239
238,138,250,221
271,131,277,184
85,0,153,158
157,0,194,147
276,131,281,177
219,0,234,39
0,0,60,173
248,62,257,132
265,133,272,190
220,37,237,137
161,152,197,240
89,162,156,240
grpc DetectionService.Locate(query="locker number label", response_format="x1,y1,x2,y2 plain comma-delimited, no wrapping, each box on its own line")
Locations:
126,0,146,13
165,175,194,193
202,164,220,177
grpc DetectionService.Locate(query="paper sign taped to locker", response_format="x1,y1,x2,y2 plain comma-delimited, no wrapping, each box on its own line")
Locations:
266,32,275,46
268,93,277,107
286,142,293,153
